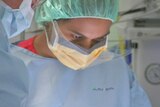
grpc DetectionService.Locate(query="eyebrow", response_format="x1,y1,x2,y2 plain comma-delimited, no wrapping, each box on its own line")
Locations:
71,30,110,40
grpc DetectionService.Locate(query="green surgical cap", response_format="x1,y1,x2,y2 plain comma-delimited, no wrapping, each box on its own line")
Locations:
35,0,119,23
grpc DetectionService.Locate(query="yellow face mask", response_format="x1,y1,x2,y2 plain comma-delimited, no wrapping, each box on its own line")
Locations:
45,21,109,70
48,44,107,70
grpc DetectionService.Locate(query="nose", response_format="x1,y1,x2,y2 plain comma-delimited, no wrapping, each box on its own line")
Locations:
83,39,95,49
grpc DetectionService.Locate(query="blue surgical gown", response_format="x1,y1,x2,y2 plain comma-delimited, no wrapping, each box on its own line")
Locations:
0,14,29,107
10,45,152,107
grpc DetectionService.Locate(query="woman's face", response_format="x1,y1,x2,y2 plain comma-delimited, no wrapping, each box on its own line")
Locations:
57,18,112,49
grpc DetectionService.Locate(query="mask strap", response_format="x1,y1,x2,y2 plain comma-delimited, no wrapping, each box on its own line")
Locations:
104,36,108,48
52,21,60,47
44,27,50,46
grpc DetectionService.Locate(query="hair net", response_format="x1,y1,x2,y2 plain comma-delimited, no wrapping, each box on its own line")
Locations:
35,0,118,23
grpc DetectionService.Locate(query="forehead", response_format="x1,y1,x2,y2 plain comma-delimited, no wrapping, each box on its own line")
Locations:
58,18,112,26
58,18,112,39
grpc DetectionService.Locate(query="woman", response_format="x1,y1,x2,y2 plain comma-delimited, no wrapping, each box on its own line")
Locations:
11,0,152,107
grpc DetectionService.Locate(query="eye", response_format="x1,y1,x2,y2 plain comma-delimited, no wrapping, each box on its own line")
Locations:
72,34,83,39
94,35,108,42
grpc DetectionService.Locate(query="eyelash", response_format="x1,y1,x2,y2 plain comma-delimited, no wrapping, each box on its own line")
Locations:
94,35,108,42
72,34,83,39
71,34,108,42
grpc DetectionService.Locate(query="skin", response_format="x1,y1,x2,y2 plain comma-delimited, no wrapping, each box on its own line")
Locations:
34,18,112,58
2,0,39,9
2,0,23,9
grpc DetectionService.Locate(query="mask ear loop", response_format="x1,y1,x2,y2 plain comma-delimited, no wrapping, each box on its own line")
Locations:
44,21,60,48
104,35,108,48
44,22,56,49
51,21,60,47
44,25,50,47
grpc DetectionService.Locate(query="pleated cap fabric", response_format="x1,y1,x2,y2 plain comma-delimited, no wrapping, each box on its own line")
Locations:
35,0,118,23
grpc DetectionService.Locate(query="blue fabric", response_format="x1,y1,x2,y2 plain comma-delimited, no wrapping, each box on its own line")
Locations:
0,22,29,107
0,1,31,106
11,45,152,107
0,22,8,51
0,0,33,38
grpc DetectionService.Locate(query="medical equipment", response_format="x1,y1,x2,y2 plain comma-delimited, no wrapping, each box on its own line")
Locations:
145,63,160,85
116,0,160,107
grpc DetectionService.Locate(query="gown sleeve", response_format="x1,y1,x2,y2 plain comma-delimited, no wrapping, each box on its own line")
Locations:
0,5,29,107
128,68,152,107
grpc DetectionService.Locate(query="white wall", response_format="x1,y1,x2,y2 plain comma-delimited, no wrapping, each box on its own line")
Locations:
136,39,160,107
119,0,144,11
